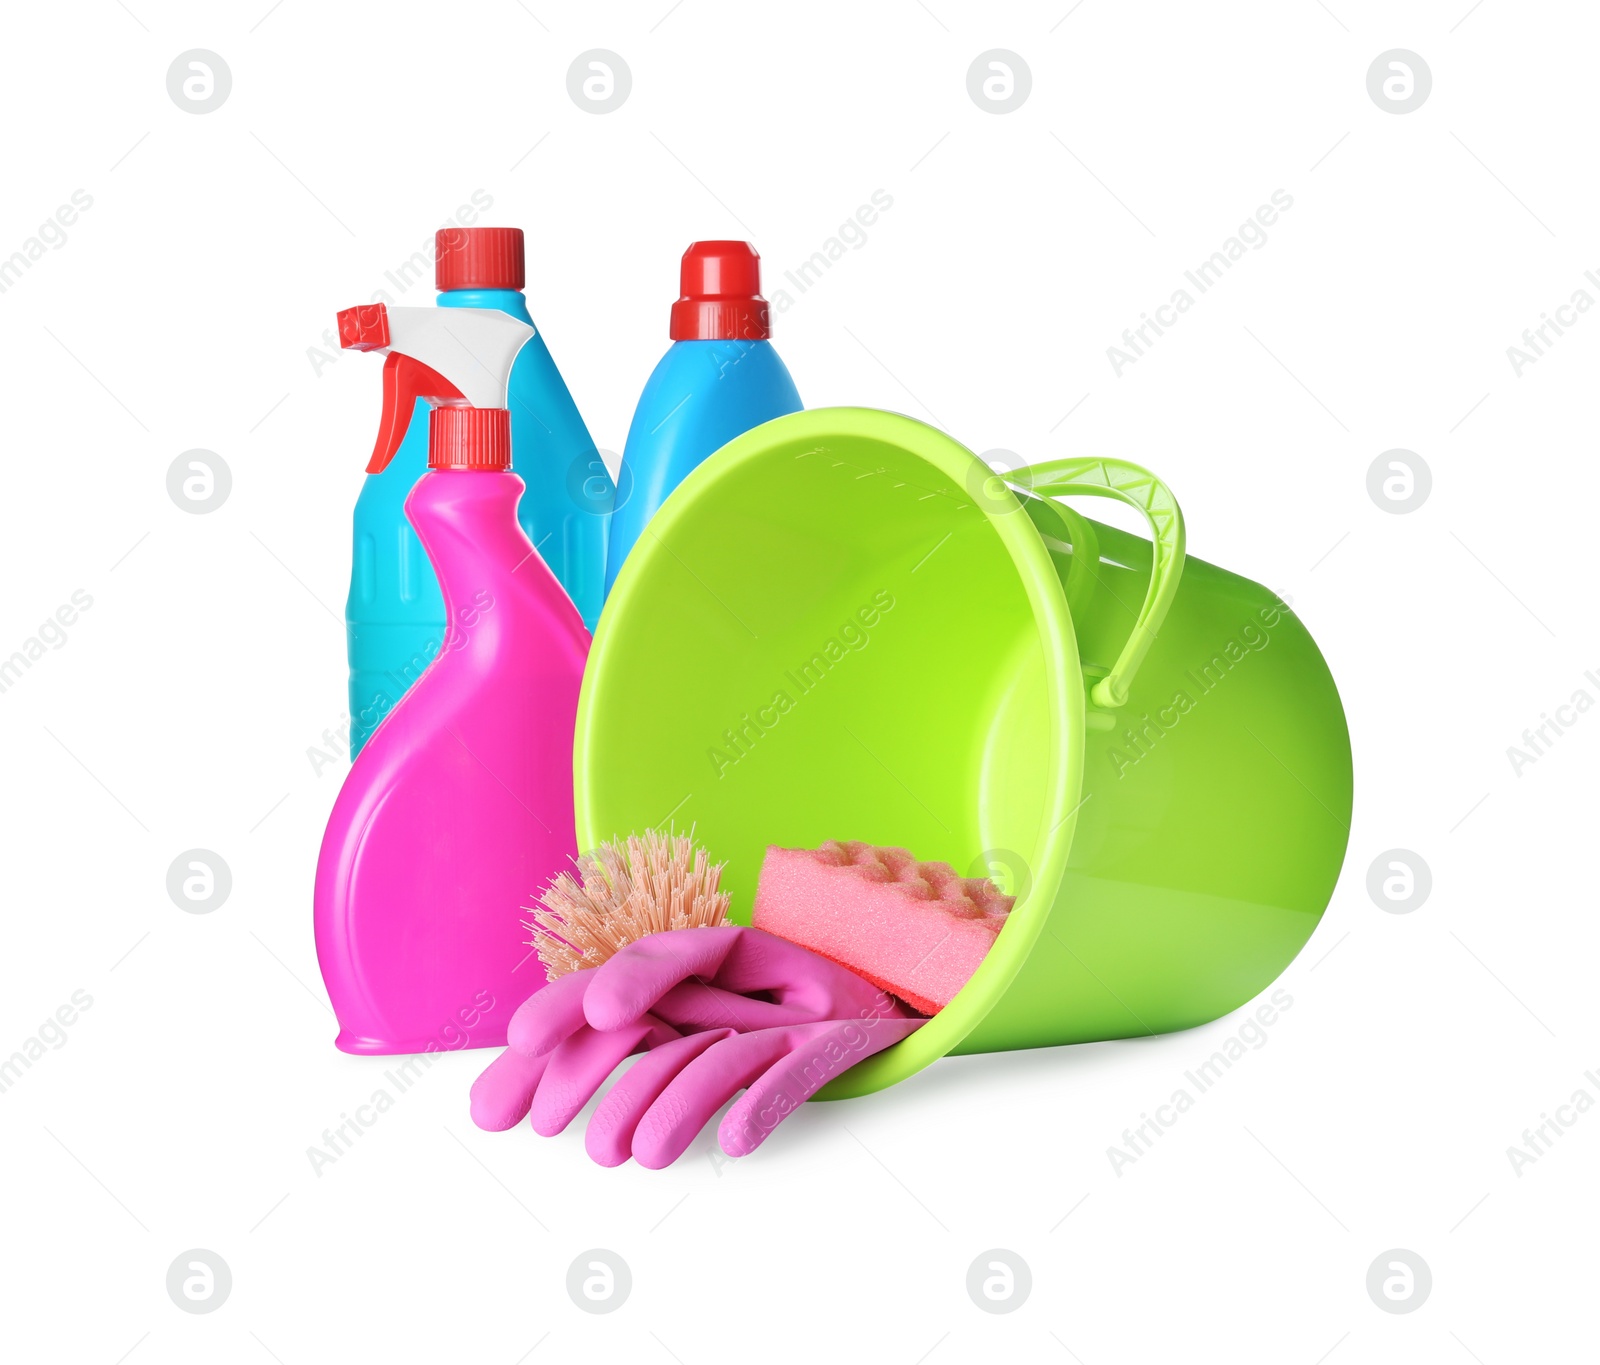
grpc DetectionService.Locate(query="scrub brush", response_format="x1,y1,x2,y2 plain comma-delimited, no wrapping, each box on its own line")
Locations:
525,829,731,981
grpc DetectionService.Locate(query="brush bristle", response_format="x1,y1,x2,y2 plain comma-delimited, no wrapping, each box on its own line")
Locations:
524,829,731,981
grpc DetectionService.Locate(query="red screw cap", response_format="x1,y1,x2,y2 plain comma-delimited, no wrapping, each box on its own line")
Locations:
429,406,511,471
669,241,771,340
435,227,526,292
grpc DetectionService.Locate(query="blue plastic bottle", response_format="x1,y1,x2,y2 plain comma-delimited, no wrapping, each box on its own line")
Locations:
347,227,613,756
604,241,800,597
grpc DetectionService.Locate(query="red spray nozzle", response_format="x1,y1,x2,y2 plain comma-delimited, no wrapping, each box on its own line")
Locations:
337,304,392,351
337,299,534,473
339,304,467,472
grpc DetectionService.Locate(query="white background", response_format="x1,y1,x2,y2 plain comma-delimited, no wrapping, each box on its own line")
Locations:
1,1,1595,1361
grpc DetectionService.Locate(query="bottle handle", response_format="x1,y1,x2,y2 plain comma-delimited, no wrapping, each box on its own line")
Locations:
1009,458,1186,709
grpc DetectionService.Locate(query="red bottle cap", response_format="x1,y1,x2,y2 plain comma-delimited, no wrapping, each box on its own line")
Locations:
429,406,511,471
669,241,771,340
435,227,526,292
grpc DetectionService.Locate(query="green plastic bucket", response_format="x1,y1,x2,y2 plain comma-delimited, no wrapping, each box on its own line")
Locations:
575,408,1353,1098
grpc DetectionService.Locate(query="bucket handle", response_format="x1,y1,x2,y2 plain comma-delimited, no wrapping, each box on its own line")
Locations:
1010,457,1186,710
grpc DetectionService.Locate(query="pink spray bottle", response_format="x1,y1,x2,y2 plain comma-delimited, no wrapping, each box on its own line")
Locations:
315,302,588,1054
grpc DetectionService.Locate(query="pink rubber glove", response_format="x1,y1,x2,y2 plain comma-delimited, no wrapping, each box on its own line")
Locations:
469,991,680,1136
471,926,917,1137
586,1011,927,1168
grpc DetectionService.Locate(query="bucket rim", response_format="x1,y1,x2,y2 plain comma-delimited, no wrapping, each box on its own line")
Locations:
575,406,1087,1097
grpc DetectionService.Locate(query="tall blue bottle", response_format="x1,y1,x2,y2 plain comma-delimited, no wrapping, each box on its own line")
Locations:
604,241,800,597
346,227,613,757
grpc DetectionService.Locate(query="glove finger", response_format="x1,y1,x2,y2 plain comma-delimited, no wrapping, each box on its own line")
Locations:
506,970,592,1058
631,1029,801,1170
651,981,824,1033
584,1029,735,1168
720,1016,927,1158
582,926,747,1032
469,1046,551,1132
529,1014,679,1137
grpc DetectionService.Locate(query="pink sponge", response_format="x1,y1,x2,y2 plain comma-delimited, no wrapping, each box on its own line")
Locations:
751,840,1014,1015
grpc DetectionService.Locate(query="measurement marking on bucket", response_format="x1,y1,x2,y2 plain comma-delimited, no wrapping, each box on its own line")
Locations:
821,448,961,506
